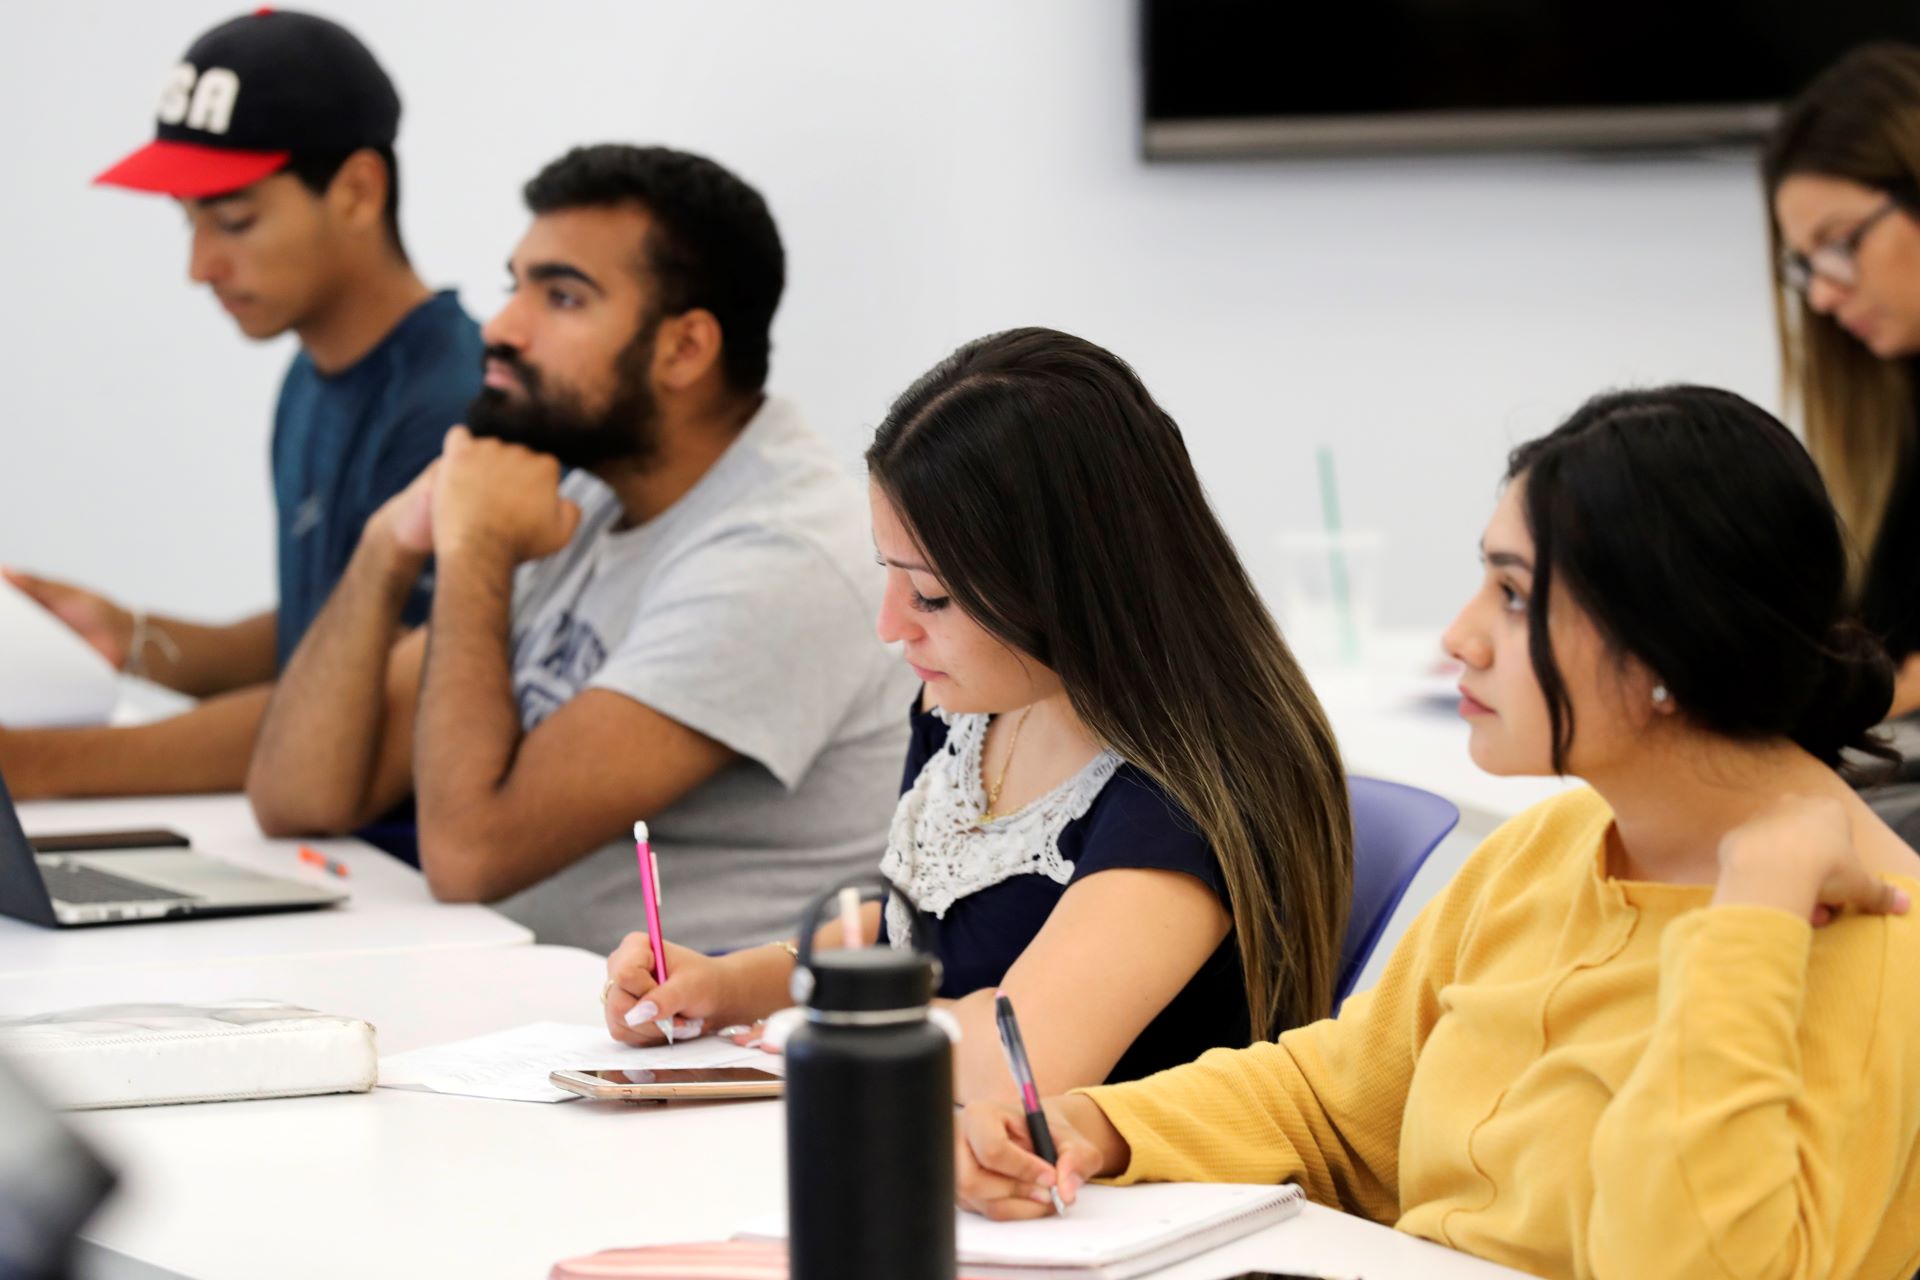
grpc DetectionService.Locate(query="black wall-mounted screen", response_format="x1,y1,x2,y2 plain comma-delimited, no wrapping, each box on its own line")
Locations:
1143,1,1920,158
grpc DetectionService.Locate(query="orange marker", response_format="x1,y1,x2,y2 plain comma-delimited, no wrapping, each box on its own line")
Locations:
298,845,351,878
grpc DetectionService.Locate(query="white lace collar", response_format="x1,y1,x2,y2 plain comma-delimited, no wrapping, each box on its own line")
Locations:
882,708,1122,948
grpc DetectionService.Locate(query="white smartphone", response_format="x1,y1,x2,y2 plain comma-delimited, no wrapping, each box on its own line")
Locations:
549,1066,784,1101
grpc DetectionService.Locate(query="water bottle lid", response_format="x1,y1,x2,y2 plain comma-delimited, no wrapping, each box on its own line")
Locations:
792,947,939,1018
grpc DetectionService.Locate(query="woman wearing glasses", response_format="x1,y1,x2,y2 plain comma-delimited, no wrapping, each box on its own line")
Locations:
1767,43,1920,715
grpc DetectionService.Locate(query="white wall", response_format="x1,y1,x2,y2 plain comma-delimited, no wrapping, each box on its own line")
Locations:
0,0,1779,627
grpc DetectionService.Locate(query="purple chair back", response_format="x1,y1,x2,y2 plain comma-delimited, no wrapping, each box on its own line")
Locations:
1340,776,1459,1001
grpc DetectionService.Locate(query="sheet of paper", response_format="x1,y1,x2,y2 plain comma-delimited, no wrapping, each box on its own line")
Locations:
738,1182,1302,1267
953,1182,1297,1264
378,1021,779,1103
0,582,117,727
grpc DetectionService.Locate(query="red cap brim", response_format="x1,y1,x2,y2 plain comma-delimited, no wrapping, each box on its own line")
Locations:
93,139,290,198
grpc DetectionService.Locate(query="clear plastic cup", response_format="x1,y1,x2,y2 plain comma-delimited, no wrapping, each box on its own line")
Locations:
1274,530,1385,668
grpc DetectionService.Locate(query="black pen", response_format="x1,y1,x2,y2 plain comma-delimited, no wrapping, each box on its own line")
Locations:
993,989,1069,1217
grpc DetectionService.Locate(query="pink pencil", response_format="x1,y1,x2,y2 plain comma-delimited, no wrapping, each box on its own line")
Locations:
634,821,675,1043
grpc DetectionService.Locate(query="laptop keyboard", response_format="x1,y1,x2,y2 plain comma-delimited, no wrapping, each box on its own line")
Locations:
39,861,190,905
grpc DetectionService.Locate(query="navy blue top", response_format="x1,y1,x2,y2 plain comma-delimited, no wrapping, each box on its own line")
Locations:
889,700,1249,1084
270,290,483,669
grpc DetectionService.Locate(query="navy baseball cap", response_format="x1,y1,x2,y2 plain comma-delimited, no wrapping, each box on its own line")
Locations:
94,8,400,199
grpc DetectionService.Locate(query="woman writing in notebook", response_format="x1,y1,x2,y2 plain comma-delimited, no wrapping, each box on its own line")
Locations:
601,327,1354,1102
957,387,1920,1280
1767,44,1920,717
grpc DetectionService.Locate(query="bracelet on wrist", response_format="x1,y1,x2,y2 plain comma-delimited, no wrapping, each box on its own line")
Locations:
122,610,182,682
123,609,146,677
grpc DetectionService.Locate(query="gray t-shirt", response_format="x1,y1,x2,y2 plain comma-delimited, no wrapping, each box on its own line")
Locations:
494,396,917,954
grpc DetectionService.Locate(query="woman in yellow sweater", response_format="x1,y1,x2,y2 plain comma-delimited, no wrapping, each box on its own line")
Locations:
956,386,1920,1280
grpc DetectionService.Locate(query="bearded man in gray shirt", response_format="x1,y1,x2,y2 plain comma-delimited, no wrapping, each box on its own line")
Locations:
246,144,915,954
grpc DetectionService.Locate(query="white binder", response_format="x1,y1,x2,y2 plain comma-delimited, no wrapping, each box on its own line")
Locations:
0,1000,377,1109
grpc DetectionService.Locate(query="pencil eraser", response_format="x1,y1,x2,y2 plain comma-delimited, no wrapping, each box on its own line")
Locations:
633,821,649,844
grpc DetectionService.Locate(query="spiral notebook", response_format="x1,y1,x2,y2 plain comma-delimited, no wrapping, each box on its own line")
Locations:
728,1181,1307,1280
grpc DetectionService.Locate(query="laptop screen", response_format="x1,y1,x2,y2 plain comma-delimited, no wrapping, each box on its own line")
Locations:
0,773,58,927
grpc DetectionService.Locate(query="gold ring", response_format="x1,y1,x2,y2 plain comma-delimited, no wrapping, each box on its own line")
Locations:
600,979,615,1005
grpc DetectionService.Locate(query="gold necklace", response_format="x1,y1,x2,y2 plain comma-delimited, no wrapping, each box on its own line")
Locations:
982,706,1035,822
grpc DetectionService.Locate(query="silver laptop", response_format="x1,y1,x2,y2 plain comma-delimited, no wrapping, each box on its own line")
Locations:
0,772,344,927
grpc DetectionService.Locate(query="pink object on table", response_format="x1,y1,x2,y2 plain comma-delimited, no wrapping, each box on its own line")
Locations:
634,821,668,983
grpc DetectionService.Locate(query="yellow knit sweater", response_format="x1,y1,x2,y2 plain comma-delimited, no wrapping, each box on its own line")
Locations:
1080,788,1920,1280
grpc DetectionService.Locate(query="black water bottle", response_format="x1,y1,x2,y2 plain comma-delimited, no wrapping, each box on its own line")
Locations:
785,874,955,1280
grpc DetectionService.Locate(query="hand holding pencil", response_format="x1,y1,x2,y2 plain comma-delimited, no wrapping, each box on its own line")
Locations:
601,930,714,1045
600,821,707,1045
953,1090,1114,1222
994,991,1069,1217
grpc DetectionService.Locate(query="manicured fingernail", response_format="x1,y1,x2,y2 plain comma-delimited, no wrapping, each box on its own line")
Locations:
1029,1188,1053,1205
679,1018,704,1038
623,999,659,1028
716,1025,752,1039
1065,1173,1084,1197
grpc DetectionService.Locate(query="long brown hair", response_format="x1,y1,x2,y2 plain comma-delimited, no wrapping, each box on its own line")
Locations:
1762,43,1920,571
866,328,1353,1037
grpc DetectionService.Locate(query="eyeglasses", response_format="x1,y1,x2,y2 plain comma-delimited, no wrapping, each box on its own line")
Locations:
1781,198,1902,295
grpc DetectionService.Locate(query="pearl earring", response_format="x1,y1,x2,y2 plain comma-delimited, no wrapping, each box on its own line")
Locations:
1651,684,1670,706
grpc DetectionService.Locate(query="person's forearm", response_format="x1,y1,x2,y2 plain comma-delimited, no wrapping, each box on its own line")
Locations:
0,685,271,799
719,903,886,1020
1072,1038,1340,1192
1054,1093,1131,1179
248,537,424,834
412,541,526,899
942,987,1124,1105
716,945,808,1022
1890,653,1920,719
136,610,279,698
945,990,1033,1106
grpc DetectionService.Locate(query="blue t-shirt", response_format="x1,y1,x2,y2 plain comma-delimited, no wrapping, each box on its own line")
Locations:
888,699,1250,1084
270,290,483,669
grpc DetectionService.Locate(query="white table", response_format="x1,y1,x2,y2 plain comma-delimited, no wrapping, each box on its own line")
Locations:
1148,1203,1537,1279
3,793,530,977
15,946,1531,1280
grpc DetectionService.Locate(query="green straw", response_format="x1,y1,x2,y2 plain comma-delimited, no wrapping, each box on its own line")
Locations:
1316,445,1360,662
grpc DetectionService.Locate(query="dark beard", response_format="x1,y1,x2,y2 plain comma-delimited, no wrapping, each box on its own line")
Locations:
466,319,661,470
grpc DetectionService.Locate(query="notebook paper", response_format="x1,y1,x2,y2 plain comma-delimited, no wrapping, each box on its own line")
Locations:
958,1181,1302,1266
738,1181,1304,1279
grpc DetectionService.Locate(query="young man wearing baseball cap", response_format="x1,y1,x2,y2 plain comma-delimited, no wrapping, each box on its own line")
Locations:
0,9,482,802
